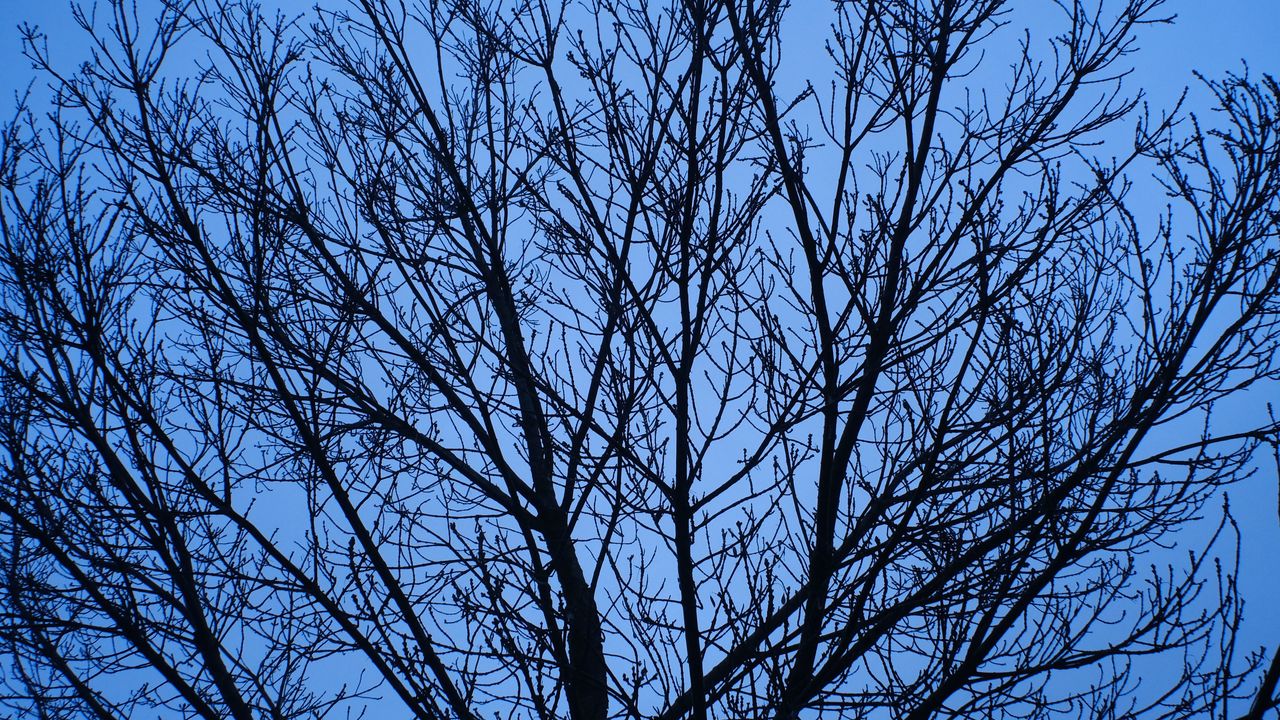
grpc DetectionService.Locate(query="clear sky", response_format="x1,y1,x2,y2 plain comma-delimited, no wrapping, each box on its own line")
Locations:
2,0,1278,704
4,0,1277,103
3,0,1276,217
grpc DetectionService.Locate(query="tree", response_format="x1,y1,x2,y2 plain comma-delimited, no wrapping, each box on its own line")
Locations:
1,0,1279,717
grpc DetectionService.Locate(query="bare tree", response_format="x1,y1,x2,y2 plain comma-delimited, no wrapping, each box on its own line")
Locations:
2,0,1279,718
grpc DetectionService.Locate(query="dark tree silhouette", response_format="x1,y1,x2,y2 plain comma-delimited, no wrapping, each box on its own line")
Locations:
2,0,1279,718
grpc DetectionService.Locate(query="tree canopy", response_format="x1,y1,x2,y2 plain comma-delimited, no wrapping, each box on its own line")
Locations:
2,1,1279,718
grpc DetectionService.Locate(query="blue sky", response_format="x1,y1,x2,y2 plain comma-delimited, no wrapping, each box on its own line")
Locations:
4,0,1275,102
1,0,1278,710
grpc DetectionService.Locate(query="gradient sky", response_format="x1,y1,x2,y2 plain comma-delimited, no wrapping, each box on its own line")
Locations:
2,0,1278,702
4,0,1278,107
